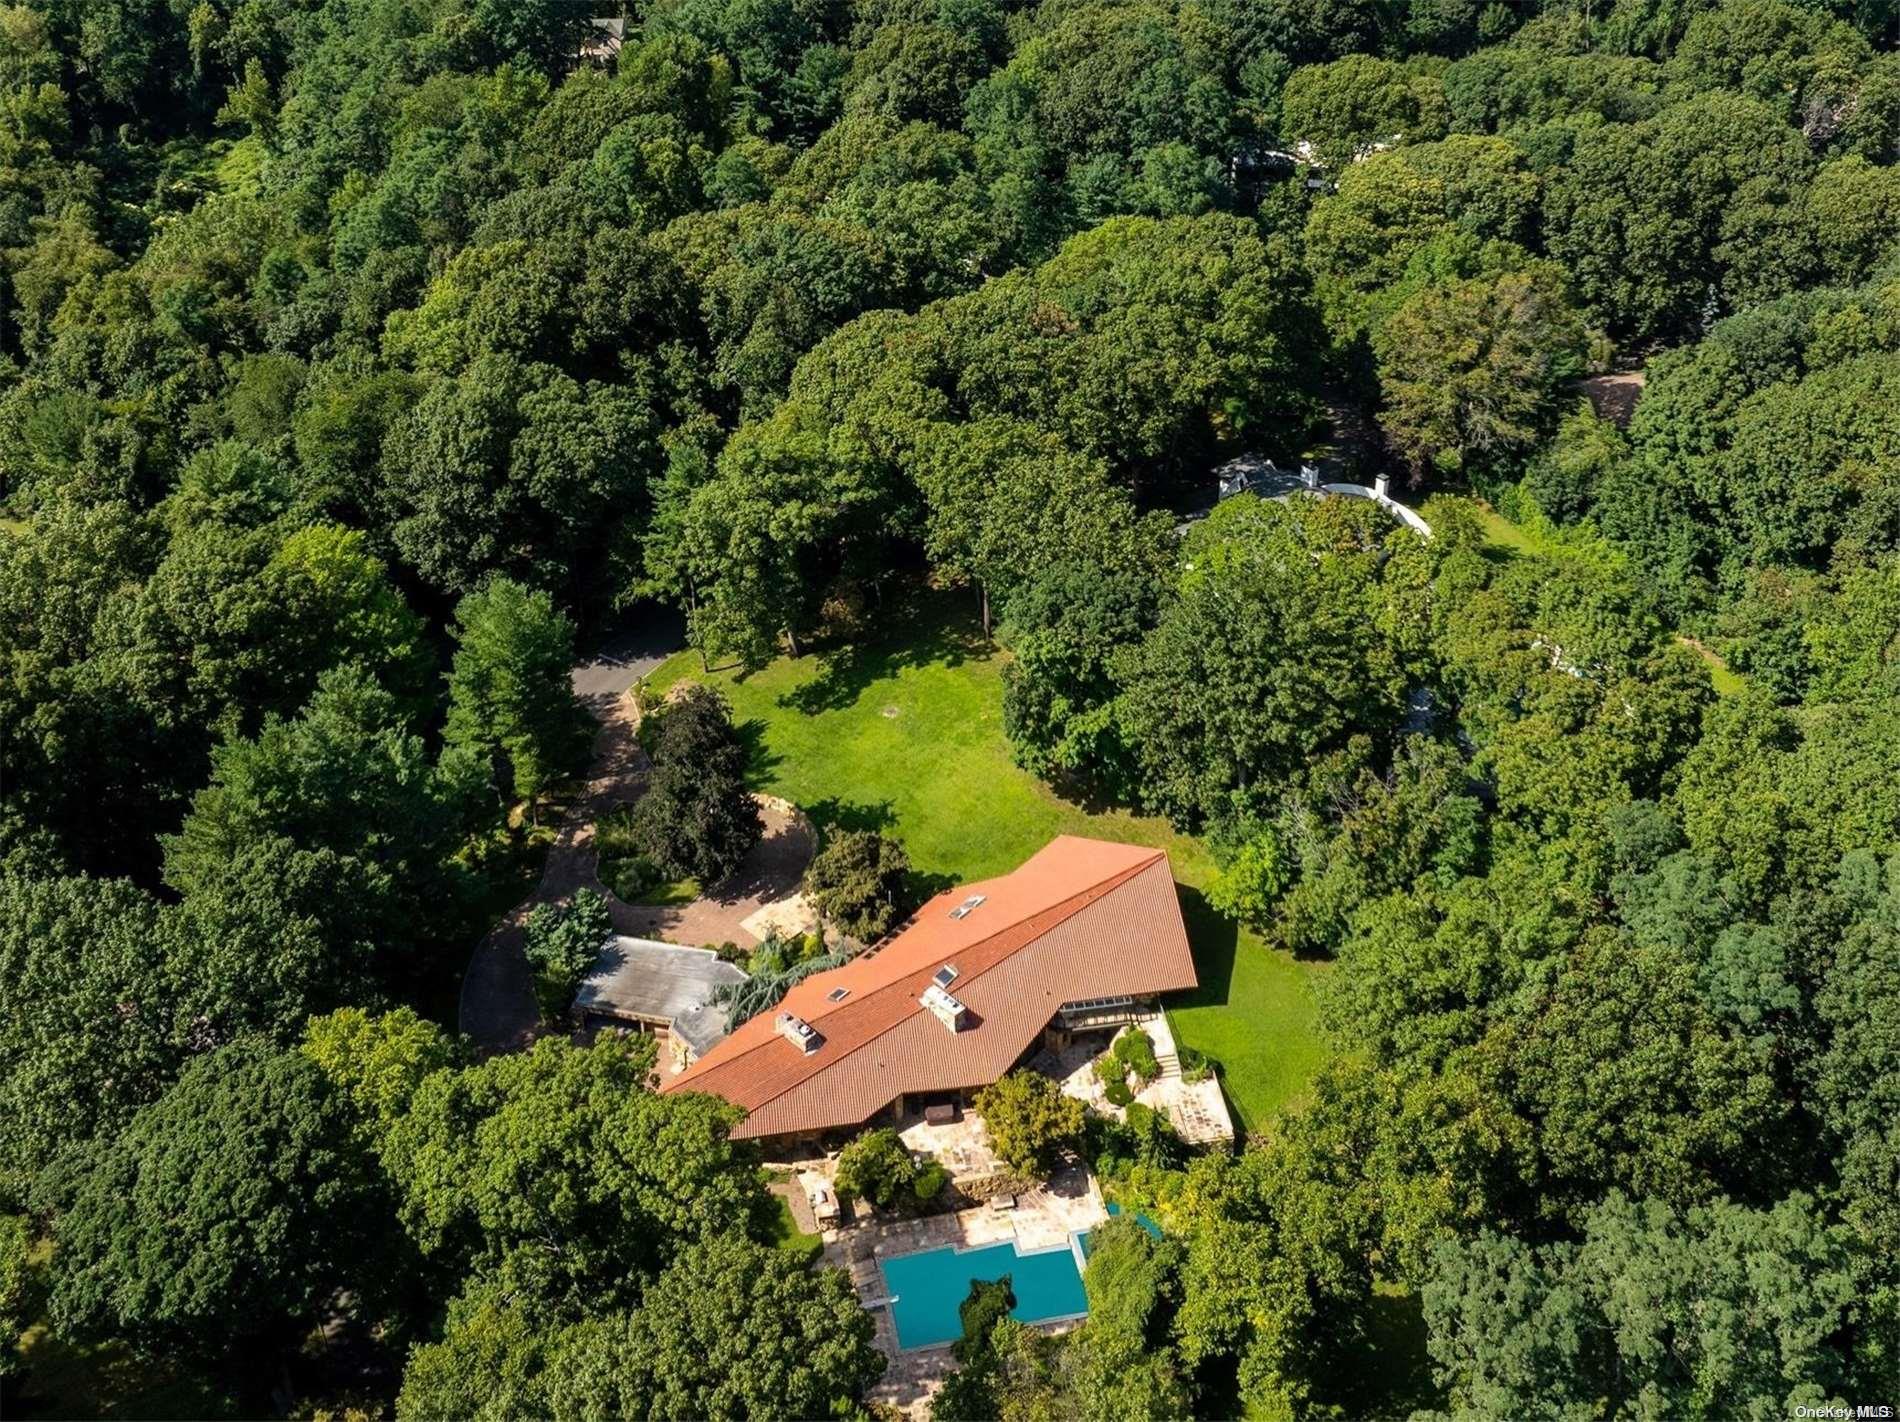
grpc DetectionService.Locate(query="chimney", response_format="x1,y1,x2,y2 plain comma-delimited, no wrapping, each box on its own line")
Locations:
920,983,968,1033
775,1012,822,1054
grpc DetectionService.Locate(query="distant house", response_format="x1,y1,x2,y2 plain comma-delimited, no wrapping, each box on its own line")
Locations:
660,836,1197,1152
576,937,747,1072
580,16,625,66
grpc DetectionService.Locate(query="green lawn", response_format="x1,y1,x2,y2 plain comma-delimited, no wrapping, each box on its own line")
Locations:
644,593,1328,1134
1473,504,1554,556
762,1171,823,1265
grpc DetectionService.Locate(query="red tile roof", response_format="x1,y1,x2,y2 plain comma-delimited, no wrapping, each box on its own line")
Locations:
660,836,1196,1139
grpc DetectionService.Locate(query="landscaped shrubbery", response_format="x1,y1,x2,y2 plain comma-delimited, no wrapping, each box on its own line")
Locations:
1116,1029,1160,1086
595,810,697,906
522,890,612,1022
912,1161,949,1203
1178,1046,1217,1086
833,1126,947,1211
1095,1028,1162,1101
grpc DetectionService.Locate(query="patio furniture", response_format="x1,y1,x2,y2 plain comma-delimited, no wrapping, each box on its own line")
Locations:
924,1102,959,1125
991,1193,1017,1212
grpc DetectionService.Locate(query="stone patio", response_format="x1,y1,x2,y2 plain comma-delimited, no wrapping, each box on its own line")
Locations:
1054,1012,1235,1146
896,1109,1005,1182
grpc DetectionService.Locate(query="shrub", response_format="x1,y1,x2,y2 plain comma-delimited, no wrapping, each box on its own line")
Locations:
523,890,612,1021
912,1160,948,1203
834,1127,918,1207
1179,1045,1216,1084
608,853,661,902
1094,1055,1126,1088
1104,1079,1134,1108
1113,1028,1160,1086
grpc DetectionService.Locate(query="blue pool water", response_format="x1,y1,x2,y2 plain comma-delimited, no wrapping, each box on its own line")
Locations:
880,1237,1089,1350
878,1208,1167,1350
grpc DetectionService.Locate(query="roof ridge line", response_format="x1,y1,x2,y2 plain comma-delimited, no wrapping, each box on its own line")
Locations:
804,847,1163,1024
673,853,1164,1113
729,856,1158,1114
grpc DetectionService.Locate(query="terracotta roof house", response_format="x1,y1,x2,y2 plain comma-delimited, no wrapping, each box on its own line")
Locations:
660,836,1196,1148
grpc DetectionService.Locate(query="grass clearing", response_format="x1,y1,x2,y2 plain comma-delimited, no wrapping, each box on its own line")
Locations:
762,1171,824,1265
1473,504,1552,556
1475,501,1745,697
644,591,1328,1134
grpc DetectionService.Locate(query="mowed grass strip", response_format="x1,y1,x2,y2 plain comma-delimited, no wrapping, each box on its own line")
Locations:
643,593,1328,1133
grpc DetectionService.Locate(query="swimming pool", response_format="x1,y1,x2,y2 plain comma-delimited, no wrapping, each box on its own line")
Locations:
878,1236,1090,1350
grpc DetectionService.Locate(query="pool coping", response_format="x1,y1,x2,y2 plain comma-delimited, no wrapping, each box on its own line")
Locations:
873,1230,1095,1353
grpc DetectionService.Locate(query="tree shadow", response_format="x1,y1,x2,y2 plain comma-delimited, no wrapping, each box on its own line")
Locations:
733,717,785,787
1037,767,1137,818
904,867,959,904
805,796,898,834
1321,1283,1443,1419
776,587,990,716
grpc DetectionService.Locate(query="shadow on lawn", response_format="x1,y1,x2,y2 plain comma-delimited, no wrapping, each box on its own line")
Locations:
1173,883,1237,1010
805,795,898,833
805,796,958,906
776,591,990,716
734,716,786,787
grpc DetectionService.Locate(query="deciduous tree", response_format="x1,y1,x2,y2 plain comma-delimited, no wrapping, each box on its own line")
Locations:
804,829,911,941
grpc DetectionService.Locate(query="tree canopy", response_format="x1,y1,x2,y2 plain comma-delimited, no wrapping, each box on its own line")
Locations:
8,0,1900,1412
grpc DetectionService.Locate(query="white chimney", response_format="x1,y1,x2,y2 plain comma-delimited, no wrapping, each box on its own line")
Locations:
776,1012,822,1054
920,984,967,1033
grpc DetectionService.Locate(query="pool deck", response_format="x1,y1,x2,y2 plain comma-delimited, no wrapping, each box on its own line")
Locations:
826,1167,1108,1416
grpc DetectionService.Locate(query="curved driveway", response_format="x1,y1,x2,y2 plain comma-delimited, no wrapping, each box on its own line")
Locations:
458,612,814,1054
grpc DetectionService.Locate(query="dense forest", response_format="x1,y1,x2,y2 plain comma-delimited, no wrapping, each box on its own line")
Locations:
2,0,1899,1417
